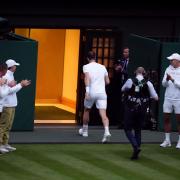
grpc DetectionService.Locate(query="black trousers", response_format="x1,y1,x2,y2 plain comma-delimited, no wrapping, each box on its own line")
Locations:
123,103,146,150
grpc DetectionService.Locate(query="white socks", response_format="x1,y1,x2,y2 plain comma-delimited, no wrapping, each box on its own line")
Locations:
165,134,180,144
83,125,88,132
165,133,170,142
178,135,180,142
82,125,110,135
104,126,110,135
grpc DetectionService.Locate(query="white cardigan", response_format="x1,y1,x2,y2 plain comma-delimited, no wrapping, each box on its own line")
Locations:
0,83,22,112
3,70,19,107
162,65,180,100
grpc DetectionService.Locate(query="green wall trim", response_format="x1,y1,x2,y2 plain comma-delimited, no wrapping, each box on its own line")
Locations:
0,33,38,131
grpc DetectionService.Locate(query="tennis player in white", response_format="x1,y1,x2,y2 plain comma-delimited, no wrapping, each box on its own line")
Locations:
160,53,180,149
79,51,111,143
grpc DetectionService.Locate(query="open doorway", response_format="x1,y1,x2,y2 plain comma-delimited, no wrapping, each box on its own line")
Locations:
76,29,123,126
15,28,124,127
15,28,80,125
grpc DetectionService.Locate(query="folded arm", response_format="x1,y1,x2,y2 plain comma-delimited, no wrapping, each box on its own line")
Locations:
0,84,22,98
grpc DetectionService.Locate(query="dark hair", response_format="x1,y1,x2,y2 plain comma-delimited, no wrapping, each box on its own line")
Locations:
87,51,96,60
0,63,7,72
134,67,146,76
123,47,129,51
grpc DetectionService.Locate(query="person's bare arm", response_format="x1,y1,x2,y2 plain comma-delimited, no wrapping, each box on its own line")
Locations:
84,72,91,100
105,75,110,85
84,72,90,87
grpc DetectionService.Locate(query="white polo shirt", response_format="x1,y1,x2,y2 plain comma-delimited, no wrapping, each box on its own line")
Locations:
83,62,108,94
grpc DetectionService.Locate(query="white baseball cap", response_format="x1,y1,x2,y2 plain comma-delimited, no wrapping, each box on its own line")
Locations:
5,59,20,68
167,53,180,61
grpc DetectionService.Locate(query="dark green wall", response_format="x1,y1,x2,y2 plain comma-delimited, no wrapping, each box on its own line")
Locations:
0,34,38,131
128,34,161,77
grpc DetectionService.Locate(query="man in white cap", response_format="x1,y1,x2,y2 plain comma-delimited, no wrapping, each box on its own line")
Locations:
0,59,31,153
160,53,180,149
0,62,31,154
5,59,20,68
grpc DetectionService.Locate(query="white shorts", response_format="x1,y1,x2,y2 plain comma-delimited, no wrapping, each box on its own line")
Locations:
84,93,107,109
163,99,180,114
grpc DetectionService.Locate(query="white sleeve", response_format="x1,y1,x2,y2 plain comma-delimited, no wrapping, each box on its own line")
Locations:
121,79,133,92
83,65,88,73
8,83,22,94
174,80,180,88
0,86,10,98
147,81,158,99
0,84,22,98
162,69,169,87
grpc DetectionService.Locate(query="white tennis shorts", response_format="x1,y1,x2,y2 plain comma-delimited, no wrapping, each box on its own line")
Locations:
84,93,107,109
163,99,180,114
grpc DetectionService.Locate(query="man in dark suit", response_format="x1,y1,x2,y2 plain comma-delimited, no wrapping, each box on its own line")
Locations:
113,47,129,128
114,47,129,84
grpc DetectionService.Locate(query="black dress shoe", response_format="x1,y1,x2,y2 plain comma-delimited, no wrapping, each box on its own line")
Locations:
130,149,141,160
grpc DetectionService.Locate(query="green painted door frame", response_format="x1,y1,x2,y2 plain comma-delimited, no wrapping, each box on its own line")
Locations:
0,33,38,131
